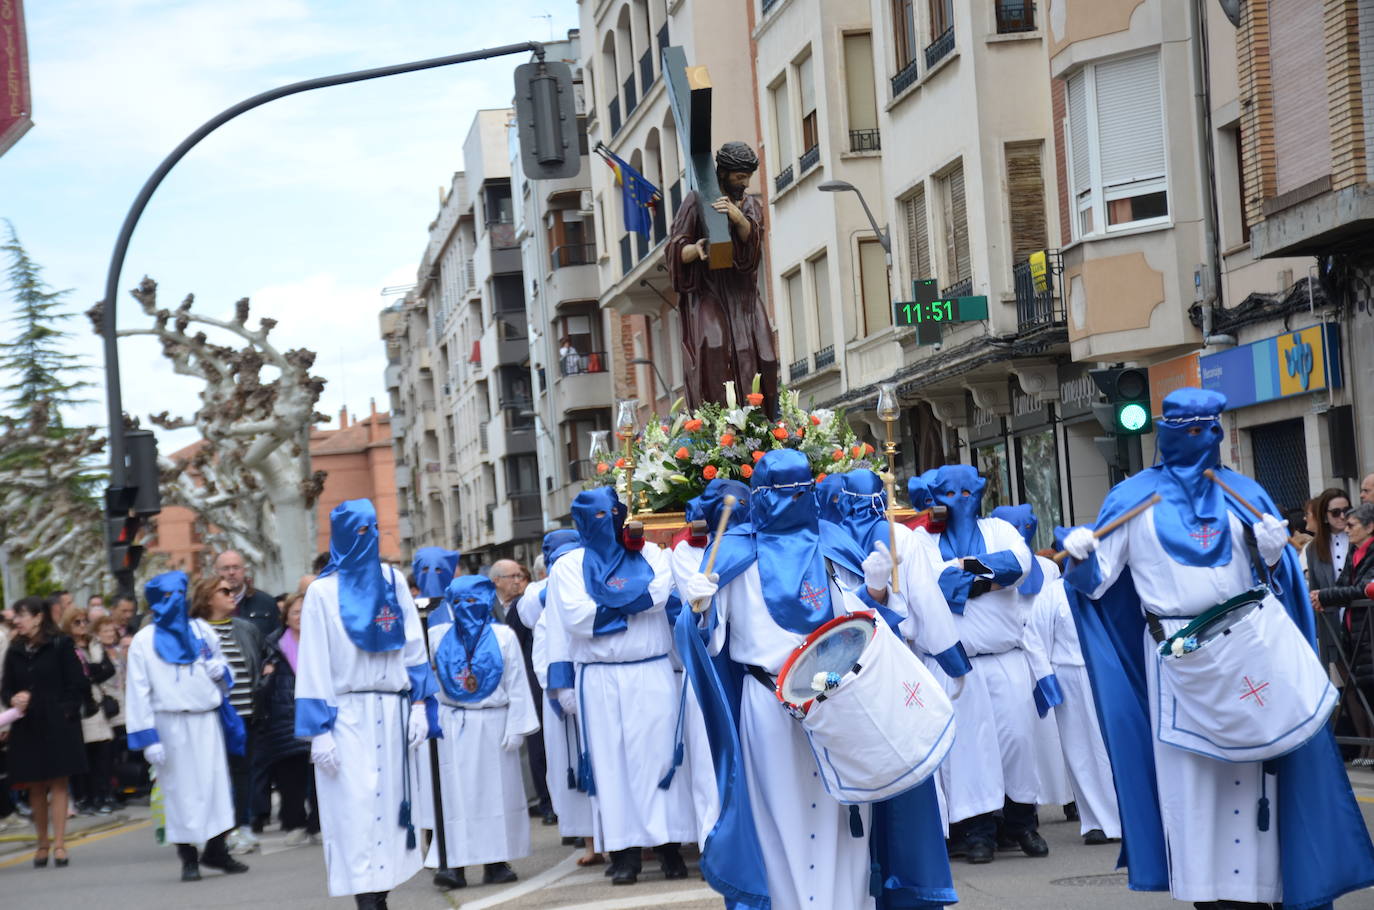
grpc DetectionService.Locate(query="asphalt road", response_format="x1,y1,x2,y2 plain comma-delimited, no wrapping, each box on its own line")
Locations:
3,776,1374,910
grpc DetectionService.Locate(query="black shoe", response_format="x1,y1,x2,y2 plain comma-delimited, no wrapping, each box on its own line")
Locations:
561,836,579,846
482,862,518,885
32,850,48,868
657,843,688,880
250,816,267,835
946,837,970,858
177,845,200,881
610,848,640,885
967,841,995,864
996,835,1018,851
541,810,559,826
354,894,380,910
53,849,69,868
203,854,249,874
181,862,201,882
1083,828,1110,846
433,867,466,890
1015,830,1050,857
1063,801,1080,822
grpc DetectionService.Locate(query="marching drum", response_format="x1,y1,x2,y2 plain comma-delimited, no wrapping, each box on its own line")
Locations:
774,612,955,803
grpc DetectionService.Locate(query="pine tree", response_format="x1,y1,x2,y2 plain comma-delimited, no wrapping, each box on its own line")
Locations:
0,221,90,423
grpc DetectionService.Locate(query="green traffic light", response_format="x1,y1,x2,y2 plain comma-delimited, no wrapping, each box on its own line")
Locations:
1118,402,1150,433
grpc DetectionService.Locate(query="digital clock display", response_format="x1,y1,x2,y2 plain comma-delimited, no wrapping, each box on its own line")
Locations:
898,299,958,324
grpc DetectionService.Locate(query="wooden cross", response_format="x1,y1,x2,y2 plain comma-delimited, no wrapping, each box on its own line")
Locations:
662,44,734,270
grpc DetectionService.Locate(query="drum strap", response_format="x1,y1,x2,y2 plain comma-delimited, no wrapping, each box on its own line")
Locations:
743,663,776,691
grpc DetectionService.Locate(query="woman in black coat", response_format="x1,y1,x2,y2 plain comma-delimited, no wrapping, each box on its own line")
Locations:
1,597,90,867
251,594,316,844
1312,502,1374,761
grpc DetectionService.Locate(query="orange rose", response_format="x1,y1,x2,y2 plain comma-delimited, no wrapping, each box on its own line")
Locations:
675,446,690,460
746,392,765,406
816,472,828,483
684,418,704,431
703,465,718,480
740,464,753,479
795,427,806,439
720,433,735,446
851,445,863,458
810,414,821,426
832,448,844,461
752,450,765,462
596,462,610,475
615,457,628,468
772,427,788,440
864,442,875,455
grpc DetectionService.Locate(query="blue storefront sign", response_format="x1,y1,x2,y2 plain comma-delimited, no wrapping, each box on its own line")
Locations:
1198,323,1341,410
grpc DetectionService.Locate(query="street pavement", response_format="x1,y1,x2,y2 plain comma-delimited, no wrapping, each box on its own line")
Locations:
3,773,1374,910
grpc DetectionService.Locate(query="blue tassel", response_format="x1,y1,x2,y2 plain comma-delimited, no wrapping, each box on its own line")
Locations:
1257,796,1270,832
577,752,596,796
405,824,417,851
849,804,864,838
657,742,686,790
869,861,882,898
398,799,411,829
567,767,577,791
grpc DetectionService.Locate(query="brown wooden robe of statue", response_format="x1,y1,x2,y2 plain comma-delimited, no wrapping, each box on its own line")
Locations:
664,192,780,411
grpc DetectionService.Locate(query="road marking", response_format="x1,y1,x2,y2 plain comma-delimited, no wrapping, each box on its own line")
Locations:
0,818,152,868
457,851,581,909
544,888,718,910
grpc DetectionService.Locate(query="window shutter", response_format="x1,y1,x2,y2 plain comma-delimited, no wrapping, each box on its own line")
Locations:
949,162,970,283
785,271,808,356
904,189,931,285
771,80,792,165
1005,141,1047,264
799,53,817,117
1095,53,1164,187
1067,71,1090,196
811,255,833,348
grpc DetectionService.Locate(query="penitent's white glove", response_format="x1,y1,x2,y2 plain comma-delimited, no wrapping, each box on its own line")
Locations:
1253,513,1290,566
500,733,524,752
1063,527,1099,561
683,571,720,604
862,540,895,590
143,742,166,766
407,702,428,750
205,659,227,682
311,732,340,774
556,689,577,717
949,675,966,701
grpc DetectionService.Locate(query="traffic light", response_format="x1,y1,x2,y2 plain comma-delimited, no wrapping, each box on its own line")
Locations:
513,58,581,180
105,430,162,580
1090,367,1153,435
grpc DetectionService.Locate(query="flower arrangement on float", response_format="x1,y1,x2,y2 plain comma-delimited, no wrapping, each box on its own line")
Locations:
587,375,884,514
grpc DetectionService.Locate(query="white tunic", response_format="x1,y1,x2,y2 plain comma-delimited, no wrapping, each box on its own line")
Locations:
1023,559,1074,807
124,620,234,845
424,622,539,868
531,608,595,837
707,561,881,910
918,518,1038,820
546,544,696,852
296,570,430,897
1077,508,1279,903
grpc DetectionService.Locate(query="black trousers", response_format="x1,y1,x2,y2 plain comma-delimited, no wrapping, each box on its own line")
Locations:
84,740,115,803
504,608,550,808
956,797,1038,846
272,754,319,833
227,726,255,827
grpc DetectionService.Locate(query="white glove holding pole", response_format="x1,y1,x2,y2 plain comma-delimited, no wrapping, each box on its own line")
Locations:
683,571,719,604
862,540,894,590
556,688,577,717
1063,527,1099,561
143,742,167,766
311,732,340,774
407,702,429,749
1253,513,1290,565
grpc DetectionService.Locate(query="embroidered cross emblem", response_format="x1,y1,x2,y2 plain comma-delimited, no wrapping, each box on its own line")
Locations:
1189,523,1221,549
374,604,399,633
1239,675,1270,707
903,680,924,708
606,576,627,590
799,581,828,611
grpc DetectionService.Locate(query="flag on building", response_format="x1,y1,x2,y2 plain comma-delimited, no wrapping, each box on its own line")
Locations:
596,143,660,239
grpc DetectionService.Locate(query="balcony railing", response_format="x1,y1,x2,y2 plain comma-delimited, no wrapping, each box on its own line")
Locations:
669,179,682,212
551,243,596,269
639,50,654,93
609,95,622,135
775,164,794,193
925,27,955,69
620,234,633,277
511,492,542,521
891,58,920,96
1013,250,1064,330
558,350,608,376
497,318,527,342
789,357,811,382
623,75,638,118
489,221,517,249
995,1,1036,33
849,129,881,152
800,145,820,174
814,344,835,369
941,276,973,298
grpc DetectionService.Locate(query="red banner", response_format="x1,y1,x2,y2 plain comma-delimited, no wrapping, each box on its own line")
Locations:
0,0,31,157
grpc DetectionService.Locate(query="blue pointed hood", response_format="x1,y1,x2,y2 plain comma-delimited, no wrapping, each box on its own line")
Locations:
751,449,837,635
435,575,502,701
685,478,752,533
146,570,198,665
816,473,847,524
413,547,460,599
319,499,405,652
839,469,889,553
571,487,655,635
933,464,987,560
1153,387,1232,567
991,503,1044,595
907,473,934,510
542,529,581,568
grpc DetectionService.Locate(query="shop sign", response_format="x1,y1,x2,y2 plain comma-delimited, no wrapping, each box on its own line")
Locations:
1148,353,1201,417
1057,365,1095,420
1198,323,1341,410
1010,385,1050,433
0,0,31,157
968,394,1005,446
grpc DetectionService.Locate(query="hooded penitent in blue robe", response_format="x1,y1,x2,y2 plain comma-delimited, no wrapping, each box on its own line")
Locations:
677,450,957,910
413,547,461,600
570,487,655,637
930,465,1026,614
435,576,503,702
318,499,407,653
1062,387,1374,906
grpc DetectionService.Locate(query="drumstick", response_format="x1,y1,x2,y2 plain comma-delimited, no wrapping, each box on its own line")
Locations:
1052,494,1162,565
881,472,900,593
1203,468,1263,519
692,495,737,613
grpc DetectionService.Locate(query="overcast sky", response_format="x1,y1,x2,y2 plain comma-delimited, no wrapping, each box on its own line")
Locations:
1,0,579,452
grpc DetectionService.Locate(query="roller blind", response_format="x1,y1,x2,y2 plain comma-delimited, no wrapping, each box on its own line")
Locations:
1066,70,1090,196
1095,52,1164,187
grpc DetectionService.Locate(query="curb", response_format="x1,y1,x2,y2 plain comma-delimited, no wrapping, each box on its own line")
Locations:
0,814,135,853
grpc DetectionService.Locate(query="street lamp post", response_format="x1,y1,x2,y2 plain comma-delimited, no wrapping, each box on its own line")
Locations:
818,179,891,257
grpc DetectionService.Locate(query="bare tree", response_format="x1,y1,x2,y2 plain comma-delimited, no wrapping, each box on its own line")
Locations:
89,278,328,593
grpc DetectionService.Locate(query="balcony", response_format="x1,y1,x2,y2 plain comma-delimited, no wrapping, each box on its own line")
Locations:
774,164,794,193
550,243,596,269
1013,250,1064,330
623,75,638,119
558,351,608,376
891,58,919,96
995,1,1036,33
789,357,811,382
799,145,820,175
924,27,955,69
557,353,612,412
488,220,516,249
814,344,835,369
384,362,402,389
941,277,973,299
479,420,489,454
394,463,413,489
639,50,654,94
609,95,622,136
849,129,881,153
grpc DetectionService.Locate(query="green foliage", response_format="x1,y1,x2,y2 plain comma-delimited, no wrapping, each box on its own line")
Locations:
0,221,90,422
24,558,60,597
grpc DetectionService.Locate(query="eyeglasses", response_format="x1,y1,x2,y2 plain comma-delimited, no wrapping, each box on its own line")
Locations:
217,588,234,596
1330,507,1349,517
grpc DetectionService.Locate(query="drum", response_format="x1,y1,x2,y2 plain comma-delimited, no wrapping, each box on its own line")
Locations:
774,612,956,804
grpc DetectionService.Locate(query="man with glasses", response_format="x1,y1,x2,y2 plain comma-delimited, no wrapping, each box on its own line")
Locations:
491,559,555,826
213,550,281,639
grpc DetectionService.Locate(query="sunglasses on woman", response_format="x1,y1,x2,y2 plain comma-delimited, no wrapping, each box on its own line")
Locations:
1330,507,1349,517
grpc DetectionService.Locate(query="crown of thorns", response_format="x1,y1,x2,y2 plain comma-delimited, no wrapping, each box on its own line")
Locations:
715,142,759,173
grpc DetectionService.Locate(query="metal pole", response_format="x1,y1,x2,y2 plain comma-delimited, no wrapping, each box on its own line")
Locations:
419,603,460,889
99,40,544,493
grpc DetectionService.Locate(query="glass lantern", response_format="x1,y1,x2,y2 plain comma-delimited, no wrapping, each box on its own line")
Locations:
588,429,611,463
616,399,639,439
876,383,900,422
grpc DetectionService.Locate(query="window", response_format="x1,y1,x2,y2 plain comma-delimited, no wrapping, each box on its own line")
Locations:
892,0,917,71
798,53,819,155
769,77,792,171
1218,123,1250,247
1005,141,1047,264
904,188,932,285
929,0,953,36
937,161,971,285
858,240,891,336
1065,52,1168,239
810,254,833,350
785,269,808,361
843,33,880,151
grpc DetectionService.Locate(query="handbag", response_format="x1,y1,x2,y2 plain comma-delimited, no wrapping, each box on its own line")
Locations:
81,688,100,719
100,692,120,719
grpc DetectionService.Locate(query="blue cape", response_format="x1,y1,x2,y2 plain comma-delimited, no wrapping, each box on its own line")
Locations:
572,487,655,635
1063,467,1374,905
146,570,198,665
413,547,460,599
435,576,502,702
319,499,405,652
